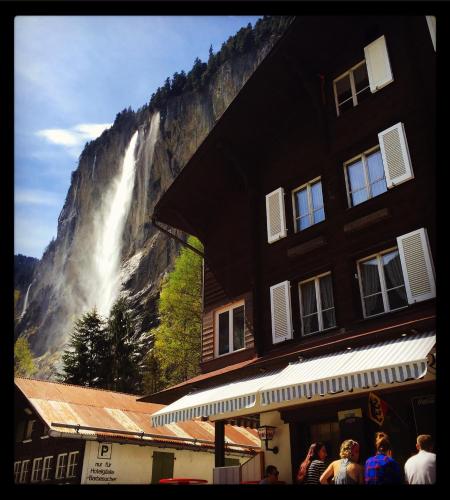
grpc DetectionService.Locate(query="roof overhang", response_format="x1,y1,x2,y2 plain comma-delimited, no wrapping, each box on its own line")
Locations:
152,331,435,426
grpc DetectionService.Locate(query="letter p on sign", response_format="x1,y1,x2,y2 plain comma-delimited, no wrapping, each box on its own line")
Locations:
98,442,112,459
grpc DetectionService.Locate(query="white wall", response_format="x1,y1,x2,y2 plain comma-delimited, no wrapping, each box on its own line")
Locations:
80,440,248,484
260,411,292,484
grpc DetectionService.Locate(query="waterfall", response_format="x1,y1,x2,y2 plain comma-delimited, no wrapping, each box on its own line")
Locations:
91,153,97,181
20,282,32,319
93,131,139,316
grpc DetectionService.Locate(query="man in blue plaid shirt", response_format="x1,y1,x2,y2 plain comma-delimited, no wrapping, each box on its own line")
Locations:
364,432,402,484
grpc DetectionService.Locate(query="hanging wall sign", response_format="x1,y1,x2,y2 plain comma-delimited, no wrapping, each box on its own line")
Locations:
368,392,388,426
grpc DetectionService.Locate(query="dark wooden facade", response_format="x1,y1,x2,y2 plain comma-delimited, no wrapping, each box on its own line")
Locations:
179,16,435,371
150,15,436,479
14,388,85,484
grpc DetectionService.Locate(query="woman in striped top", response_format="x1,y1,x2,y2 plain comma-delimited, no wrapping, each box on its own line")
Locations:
297,442,328,484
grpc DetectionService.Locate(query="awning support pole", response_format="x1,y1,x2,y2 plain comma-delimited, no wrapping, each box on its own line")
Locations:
215,420,225,467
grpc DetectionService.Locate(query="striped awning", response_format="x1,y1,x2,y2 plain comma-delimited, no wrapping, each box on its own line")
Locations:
152,371,281,427
152,332,435,427
260,331,435,405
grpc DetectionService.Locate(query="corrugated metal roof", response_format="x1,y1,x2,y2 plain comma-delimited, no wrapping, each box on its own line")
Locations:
15,378,260,452
152,332,435,426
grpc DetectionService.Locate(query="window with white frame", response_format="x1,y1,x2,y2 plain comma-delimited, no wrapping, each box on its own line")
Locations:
292,178,325,232
215,301,245,356
299,273,336,335
333,35,393,116
31,457,43,483
344,146,387,207
55,453,68,480
333,61,370,116
14,461,21,483
358,248,408,318
67,452,79,478
42,456,53,481
19,460,30,483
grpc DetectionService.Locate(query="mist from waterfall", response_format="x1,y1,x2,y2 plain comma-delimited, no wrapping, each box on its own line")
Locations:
93,131,139,316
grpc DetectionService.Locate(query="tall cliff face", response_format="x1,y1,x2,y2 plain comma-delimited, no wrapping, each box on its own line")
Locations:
15,33,281,379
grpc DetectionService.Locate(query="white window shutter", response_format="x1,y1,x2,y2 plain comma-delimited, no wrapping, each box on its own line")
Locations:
378,122,414,188
426,16,436,51
266,187,287,243
270,281,293,344
397,228,436,304
364,35,394,93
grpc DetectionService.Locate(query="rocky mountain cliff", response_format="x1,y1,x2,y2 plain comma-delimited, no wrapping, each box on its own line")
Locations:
14,18,292,379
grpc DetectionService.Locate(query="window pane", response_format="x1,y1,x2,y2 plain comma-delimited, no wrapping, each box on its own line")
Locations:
371,179,387,197
382,251,405,289
303,314,319,334
296,188,309,217
299,215,310,231
351,188,369,206
232,306,245,351
218,312,229,355
367,150,384,182
301,281,317,315
360,258,381,295
311,181,323,210
388,287,408,310
322,308,336,330
347,160,366,191
313,208,325,224
353,62,369,93
364,294,384,316
319,275,334,310
335,75,352,104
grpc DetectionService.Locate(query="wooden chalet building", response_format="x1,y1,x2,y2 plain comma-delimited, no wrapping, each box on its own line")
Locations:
14,377,261,484
144,16,436,483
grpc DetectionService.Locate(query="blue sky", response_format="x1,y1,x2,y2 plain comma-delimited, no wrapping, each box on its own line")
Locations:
14,16,261,259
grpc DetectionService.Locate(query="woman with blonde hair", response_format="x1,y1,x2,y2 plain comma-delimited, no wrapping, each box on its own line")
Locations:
319,439,364,484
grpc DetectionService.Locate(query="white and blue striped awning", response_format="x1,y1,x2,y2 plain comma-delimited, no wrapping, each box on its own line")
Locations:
151,370,282,427
260,331,435,405
151,332,435,427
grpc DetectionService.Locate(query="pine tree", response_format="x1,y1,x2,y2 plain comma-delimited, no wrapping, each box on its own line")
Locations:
60,308,107,387
14,337,36,377
107,298,142,393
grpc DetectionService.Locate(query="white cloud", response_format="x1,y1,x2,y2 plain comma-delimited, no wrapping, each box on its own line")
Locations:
36,123,112,148
15,188,61,207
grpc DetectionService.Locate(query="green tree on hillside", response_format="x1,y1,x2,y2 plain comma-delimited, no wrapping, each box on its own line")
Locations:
107,298,143,393
60,308,108,387
14,337,36,377
146,236,203,390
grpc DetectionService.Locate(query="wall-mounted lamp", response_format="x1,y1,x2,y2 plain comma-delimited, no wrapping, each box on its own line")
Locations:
257,425,279,454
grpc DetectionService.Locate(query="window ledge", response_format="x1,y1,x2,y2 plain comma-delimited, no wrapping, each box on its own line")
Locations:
344,208,390,233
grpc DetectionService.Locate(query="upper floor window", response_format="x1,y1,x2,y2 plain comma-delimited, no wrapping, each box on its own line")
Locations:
42,456,53,481
31,457,43,483
14,461,21,483
333,35,393,117
67,452,79,478
345,146,387,207
358,248,408,318
292,178,325,232
215,301,245,356
299,272,336,335
55,453,68,480
334,61,370,116
19,460,30,483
